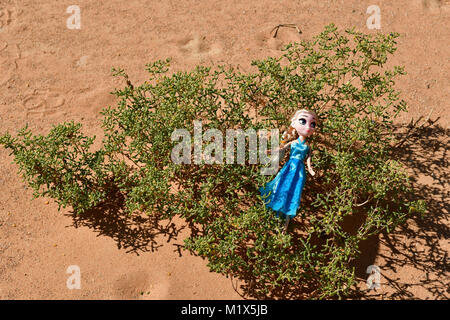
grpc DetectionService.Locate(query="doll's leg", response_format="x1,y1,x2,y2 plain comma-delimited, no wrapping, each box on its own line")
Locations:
283,216,290,233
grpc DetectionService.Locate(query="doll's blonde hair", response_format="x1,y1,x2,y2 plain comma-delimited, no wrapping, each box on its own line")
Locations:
280,109,318,146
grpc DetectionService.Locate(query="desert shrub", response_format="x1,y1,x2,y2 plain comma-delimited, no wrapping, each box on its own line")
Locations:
0,24,425,299
0,122,109,213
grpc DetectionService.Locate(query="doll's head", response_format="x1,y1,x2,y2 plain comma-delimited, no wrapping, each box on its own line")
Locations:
281,109,318,144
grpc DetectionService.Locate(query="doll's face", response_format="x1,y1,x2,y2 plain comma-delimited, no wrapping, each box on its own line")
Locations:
291,112,317,138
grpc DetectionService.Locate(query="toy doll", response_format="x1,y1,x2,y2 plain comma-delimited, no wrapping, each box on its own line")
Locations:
259,109,317,232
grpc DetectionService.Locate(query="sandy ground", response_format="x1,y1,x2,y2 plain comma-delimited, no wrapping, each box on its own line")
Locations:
0,0,448,299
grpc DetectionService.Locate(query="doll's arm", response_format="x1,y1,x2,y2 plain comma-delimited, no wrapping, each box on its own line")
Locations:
306,151,315,176
274,140,294,153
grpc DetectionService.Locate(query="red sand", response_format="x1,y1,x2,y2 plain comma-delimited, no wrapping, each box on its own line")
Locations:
0,0,448,299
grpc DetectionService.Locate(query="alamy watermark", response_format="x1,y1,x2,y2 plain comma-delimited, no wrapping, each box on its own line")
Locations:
366,5,381,30
66,5,81,30
66,265,81,289
366,265,381,290
171,121,281,175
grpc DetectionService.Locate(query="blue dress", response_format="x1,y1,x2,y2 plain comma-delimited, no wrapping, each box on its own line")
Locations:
259,138,310,218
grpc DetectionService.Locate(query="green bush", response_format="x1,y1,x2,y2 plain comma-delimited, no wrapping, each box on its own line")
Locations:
0,24,425,299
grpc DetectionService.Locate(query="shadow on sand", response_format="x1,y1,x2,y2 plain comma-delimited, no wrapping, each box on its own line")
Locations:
66,190,186,255
347,116,449,299
64,117,448,298
230,117,448,300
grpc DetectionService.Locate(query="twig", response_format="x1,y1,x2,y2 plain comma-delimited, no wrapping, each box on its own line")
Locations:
229,273,247,299
425,107,434,123
271,24,302,38
355,197,371,207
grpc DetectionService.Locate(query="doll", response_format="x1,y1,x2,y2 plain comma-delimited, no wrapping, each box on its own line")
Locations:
259,109,317,232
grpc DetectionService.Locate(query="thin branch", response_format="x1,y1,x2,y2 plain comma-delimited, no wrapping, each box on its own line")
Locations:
271,24,302,38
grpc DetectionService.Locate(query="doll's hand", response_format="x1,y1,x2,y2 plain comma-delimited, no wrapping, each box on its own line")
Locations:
308,169,316,176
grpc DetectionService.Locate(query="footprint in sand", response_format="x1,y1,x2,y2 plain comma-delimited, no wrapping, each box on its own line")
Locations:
0,41,20,85
253,25,302,51
0,8,12,30
421,0,450,13
113,270,171,300
0,7,19,31
23,89,66,118
173,34,222,60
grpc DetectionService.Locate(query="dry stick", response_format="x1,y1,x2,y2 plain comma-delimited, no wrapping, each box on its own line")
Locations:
355,196,371,207
271,24,302,38
229,274,247,299
425,107,434,123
